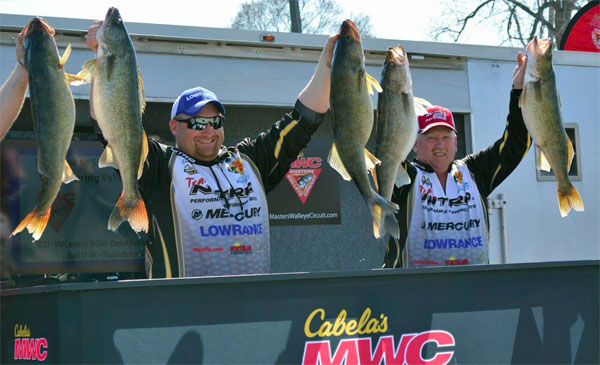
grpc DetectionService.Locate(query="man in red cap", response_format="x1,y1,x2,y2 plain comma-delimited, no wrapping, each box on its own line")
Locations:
383,53,531,269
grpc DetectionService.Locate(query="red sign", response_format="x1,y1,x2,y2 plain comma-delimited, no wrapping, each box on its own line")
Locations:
559,1,600,52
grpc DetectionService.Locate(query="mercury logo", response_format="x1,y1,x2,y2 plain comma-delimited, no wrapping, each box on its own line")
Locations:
192,209,203,220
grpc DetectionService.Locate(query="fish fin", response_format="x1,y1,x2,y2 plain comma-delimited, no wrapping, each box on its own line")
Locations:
327,143,352,181
10,207,51,241
75,69,92,84
82,59,98,76
62,161,79,184
372,167,379,191
566,135,574,172
369,194,399,239
558,184,584,217
99,145,119,169
64,72,88,86
394,166,411,188
413,96,433,115
138,67,146,114
364,148,381,170
138,130,149,179
108,192,149,233
537,148,552,172
366,72,383,95
59,44,72,67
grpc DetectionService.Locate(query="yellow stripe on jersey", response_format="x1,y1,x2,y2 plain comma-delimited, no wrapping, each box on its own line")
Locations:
274,120,298,159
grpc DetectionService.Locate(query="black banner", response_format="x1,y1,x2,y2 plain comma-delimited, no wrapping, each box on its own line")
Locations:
1,261,598,364
268,138,341,225
1,139,144,277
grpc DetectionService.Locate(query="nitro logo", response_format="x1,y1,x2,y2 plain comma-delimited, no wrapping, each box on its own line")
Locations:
206,207,261,221
13,324,48,362
189,181,254,200
420,192,471,207
200,223,263,237
302,331,455,365
286,156,322,204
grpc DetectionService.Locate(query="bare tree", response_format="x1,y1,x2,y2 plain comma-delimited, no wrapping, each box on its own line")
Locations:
231,0,375,37
433,0,584,47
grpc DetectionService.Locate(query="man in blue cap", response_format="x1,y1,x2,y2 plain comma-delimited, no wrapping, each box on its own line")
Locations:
87,21,337,278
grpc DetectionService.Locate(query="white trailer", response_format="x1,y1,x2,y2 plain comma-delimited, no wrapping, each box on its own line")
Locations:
1,14,598,274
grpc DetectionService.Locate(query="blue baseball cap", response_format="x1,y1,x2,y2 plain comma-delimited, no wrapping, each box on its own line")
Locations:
171,87,226,120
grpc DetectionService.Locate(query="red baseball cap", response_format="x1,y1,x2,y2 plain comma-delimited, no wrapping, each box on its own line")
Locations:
418,106,456,133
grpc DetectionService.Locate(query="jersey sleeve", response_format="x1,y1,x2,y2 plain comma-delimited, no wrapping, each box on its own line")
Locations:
236,99,325,193
462,89,532,198
137,137,170,201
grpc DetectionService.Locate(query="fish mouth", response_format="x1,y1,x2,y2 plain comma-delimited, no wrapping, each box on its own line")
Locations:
386,45,406,64
536,36,552,55
104,7,123,25
24,17,55,37
340,19,361,43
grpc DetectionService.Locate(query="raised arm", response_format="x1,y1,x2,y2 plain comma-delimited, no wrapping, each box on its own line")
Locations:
297,34,339,114
0,29,28,140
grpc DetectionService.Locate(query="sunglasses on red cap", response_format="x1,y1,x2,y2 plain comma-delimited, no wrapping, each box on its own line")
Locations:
176,115,224,130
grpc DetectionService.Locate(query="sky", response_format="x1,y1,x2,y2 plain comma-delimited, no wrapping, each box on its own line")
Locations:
0,0,505,46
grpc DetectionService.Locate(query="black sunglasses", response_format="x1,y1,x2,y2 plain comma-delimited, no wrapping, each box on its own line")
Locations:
176,115,225,130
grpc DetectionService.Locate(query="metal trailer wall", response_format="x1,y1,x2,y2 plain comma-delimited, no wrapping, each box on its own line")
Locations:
1,14,598,276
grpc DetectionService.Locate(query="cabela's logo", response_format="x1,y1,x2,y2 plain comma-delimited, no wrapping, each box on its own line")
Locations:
302,308,455,365
286,153,322,204
13,324,48,361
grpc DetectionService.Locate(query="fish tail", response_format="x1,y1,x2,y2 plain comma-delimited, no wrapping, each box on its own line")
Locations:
108,191,148,233
558,184,584,218
369,194,399,239
10,207,51,241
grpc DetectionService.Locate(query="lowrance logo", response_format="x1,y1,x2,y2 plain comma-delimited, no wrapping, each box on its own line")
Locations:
199,223,263,237
423,236,483,249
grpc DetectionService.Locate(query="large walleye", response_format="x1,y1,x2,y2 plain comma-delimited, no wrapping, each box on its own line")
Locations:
328,20,399,239
10,18,80,241
80,7,149,232
520,36,584,217
373,45,430,239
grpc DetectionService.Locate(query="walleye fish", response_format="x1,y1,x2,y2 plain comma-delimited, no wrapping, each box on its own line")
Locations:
520,36,584,217
10,18,80,241
80,7,149,232
373,45,431,239
328,20,399,239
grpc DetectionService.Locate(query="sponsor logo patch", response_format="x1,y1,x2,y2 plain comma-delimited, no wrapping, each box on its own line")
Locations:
229,241,253,254
184,164,198,175
286,154,322,204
